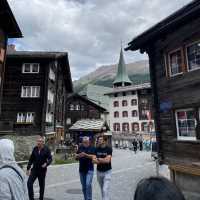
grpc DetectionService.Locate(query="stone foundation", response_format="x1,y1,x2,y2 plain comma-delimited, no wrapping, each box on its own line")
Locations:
0,135,39,161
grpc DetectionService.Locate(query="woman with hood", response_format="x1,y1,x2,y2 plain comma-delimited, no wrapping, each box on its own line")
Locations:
0,139,29,200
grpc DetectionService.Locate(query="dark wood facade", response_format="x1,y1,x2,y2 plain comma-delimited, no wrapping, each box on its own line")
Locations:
127,1,200,198
0,51,73,136
65,93,107,139
0,0,22,113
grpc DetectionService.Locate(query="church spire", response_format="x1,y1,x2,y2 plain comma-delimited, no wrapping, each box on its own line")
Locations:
113,47,132,88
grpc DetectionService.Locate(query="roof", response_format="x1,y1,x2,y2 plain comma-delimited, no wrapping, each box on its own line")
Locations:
0,0,22,38
67,93,107,112
85,84,113,110
104,82,151,95
113,48,132,86
7,50,68,59
69,119,107,132
126,0,200,51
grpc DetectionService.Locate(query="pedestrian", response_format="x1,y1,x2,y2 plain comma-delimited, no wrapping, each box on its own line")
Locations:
93,135,112,200
76,136,96,200
0,139,29,200
27,136,52,200
132,138,138,154
134,176,185,200
138,136,143,151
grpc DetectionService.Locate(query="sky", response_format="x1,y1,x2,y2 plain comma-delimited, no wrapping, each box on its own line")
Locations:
8,0,191,80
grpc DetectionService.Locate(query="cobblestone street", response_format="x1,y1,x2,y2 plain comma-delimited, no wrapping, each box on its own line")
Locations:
34,149,156,200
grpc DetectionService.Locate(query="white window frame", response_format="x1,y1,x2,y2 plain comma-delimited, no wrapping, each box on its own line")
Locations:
21,86,40,98
49,68,55,81
22,63,40,73
186,40,200,72
17,112,34,123
168,48,183,77
175,108,197,141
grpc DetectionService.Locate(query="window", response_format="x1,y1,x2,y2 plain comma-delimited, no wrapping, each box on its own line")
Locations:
113,123,120,131
131,99,137,106
113,101,119,107
187,42,200,71
131,91,136,95
168,49,182,76
114,111,119,118
17,112,34,123
69,104,74,111
122,123,129,132
76,105,80,110
114,93,118,97
175,109,196,140
141,109,149,119
46,112,53,123
49,68,55,81
141,98,148,104
81,105,84,111
21,86,40,98
22,63,40,73
132,123,139,132
122,111,128,117
141,122,149,132
132,110,138,117
47,89,54,104
123,92,126,96
122,100,128,107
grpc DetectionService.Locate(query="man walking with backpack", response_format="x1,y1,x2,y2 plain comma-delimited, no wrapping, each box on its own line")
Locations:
0,139,29,200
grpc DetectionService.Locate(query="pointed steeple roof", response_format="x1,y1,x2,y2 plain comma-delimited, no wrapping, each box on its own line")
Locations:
113,47,132,87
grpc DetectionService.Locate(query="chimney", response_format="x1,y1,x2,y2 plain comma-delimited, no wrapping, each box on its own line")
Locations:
7,44,16,52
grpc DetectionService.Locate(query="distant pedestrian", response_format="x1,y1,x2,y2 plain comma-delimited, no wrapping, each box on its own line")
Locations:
132,138,138,154
0,139,28,200
76,136,96,200
93,135,112,200
139,137,143,151
134,176,185,200
27,136,52,200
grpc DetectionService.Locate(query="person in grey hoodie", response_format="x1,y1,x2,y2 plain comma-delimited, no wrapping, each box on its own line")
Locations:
0,139,29,200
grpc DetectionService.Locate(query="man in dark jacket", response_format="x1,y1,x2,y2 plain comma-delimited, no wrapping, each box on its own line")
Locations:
27,136,52,200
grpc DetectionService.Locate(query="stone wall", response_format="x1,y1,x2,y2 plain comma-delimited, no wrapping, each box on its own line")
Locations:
0,135,39,161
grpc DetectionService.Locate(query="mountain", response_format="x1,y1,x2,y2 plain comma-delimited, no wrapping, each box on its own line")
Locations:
73,60,150,93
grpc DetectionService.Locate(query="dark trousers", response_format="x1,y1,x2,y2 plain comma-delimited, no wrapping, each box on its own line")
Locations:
27,169,46,200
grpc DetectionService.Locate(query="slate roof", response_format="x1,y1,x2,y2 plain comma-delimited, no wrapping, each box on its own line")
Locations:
69,119,107,132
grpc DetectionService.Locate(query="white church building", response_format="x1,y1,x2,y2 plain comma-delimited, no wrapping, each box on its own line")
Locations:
105,48,155,147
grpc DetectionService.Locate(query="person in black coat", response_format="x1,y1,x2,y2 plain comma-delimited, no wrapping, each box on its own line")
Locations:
132,138,138,154
26,136,52,200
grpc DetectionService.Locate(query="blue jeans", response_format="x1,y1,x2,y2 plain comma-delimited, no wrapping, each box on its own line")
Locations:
80,170,94,200
97,170,112,200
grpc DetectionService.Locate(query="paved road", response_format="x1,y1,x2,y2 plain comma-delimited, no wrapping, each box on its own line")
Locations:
34,149,156,200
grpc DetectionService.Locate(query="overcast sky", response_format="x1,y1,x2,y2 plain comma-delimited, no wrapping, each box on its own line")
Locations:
8,0,191,80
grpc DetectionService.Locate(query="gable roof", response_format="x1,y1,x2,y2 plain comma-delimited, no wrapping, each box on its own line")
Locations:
0,0,22,38
126,0,200,51
69,119,108,132
66,93,107,112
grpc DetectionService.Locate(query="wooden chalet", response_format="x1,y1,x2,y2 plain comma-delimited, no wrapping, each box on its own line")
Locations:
65,93,108,142
126,0,200,198
0,50,73,138
0,0,22,112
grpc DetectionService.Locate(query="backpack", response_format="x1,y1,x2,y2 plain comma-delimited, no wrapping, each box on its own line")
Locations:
0,165,23,182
